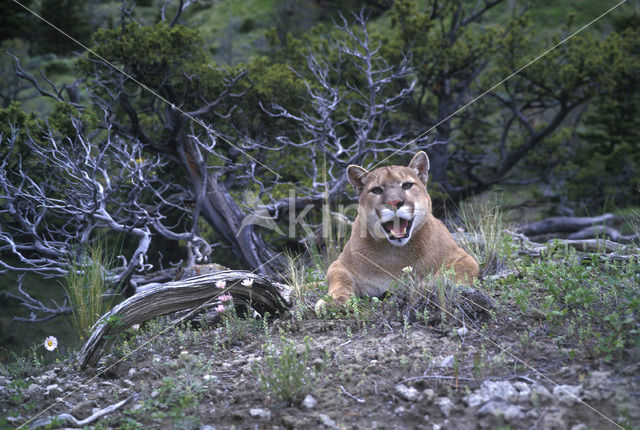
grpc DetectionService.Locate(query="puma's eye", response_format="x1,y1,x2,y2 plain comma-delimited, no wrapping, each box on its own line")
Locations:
402,182,414,190
370,186,383,195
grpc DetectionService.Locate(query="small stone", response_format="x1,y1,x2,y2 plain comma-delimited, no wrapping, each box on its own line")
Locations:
45,384,61,397
249,408,271,420
318,413,337,429
422,388,435,402
395,384,420,402
477,400,524,421
394,406,406,415
553,384,581,406
151,390,159,398
302,394,317,409
435,397,453,417
123,379,135,387
570,424,587,430
200,425,217,430
440,355,455,368
128,368,137,376
203,374,217,382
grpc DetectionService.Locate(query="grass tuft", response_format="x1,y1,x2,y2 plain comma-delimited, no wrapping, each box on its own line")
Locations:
63,239,120,341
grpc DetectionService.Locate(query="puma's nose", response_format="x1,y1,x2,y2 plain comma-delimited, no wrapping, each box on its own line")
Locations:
386,199,403,208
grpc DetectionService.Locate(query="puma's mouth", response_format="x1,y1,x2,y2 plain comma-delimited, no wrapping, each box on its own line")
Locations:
381,217,414,241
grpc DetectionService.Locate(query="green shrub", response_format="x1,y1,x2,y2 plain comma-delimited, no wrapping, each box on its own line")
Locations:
257,336,316,405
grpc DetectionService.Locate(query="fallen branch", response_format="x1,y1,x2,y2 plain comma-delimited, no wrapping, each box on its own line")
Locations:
519,213,623,237
29,394,135,429
77,271,291,369
340,385,365,403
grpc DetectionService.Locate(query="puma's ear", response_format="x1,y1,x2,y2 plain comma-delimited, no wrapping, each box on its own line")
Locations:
408,151,430,185
347,165,369,194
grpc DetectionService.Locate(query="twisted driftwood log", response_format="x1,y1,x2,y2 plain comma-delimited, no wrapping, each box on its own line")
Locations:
78,271,291,369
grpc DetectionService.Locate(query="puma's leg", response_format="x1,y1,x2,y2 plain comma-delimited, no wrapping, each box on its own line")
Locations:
315,261,356,313
450,252,479,286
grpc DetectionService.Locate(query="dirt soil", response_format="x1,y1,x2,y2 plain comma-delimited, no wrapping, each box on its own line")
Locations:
2,297,639,430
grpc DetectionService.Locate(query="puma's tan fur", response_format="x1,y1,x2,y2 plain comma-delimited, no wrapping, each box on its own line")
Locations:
316,152,479,311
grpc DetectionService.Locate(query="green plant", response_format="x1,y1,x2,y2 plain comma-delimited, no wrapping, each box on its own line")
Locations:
504,248,640,360
63,239,121,340
3,343,43,377
221,301,263,345
257,336,316,405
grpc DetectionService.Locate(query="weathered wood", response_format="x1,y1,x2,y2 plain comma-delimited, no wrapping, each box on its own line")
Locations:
520,214,623,237
567,225,621,241
77,271,291,370
29,394,135,428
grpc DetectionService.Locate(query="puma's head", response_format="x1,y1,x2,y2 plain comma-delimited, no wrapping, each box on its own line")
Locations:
347,151,431,247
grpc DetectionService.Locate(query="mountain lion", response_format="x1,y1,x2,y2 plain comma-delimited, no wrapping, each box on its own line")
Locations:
316,151,479,312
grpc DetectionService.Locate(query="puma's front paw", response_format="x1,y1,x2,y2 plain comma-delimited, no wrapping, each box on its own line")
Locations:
314,295,349,316
314,298,330,316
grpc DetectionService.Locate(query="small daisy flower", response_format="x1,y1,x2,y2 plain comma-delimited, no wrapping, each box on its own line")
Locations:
215,304,226,312
44,336,58,351
241,278,254,287
402,266,413,274
219,293,232,302
215,280,226,289
457,227,465,233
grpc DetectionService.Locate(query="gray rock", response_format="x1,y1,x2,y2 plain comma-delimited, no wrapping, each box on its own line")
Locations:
318,413,338,429
477,400,525,421
422,388,435,402
531,383,553,403
541,407,568,430
464,380,518,407
249,408,271,419
440,355,455,368
395,384,420,402
302,394,317,409
45,384,61,397
436,397,453,417
512,381,532,403
552,384,582,406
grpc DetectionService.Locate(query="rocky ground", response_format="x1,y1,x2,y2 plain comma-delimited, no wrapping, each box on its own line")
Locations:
2,295,639,430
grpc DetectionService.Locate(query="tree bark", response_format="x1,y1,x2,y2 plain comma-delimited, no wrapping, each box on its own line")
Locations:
176,138,282,273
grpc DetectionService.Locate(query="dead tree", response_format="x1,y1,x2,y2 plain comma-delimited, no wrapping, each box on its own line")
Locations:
0,115,210,321
260,10,430,220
